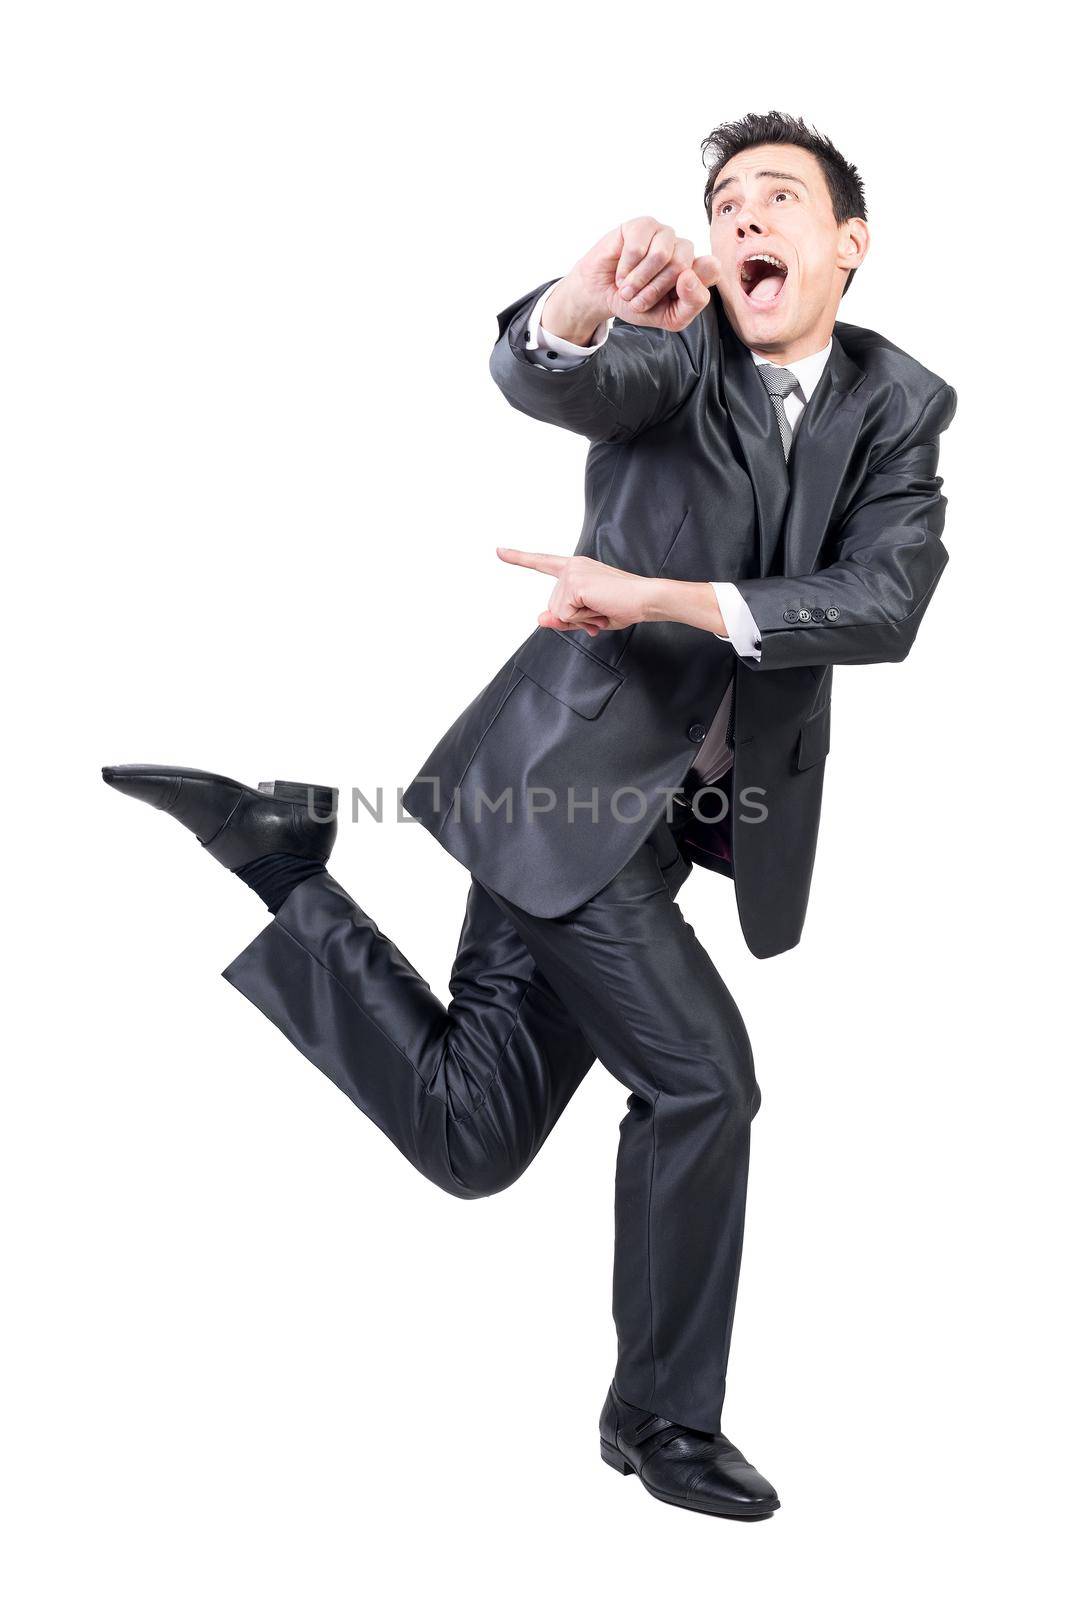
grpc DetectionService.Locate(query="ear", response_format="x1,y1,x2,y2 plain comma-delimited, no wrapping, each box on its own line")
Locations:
837,216,870,275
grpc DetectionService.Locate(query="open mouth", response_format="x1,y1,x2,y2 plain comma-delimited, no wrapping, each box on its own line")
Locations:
739,251,788,307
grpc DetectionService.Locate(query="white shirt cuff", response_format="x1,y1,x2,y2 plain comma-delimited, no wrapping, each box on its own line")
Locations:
524,278,614,369
711,582,762,660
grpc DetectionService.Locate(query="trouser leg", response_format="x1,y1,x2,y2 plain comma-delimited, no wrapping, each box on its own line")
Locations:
483,818,761,1434
223,815,757,1432
222,866,599,1198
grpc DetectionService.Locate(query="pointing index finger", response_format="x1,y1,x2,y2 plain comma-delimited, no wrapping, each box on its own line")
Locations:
496,546,567,576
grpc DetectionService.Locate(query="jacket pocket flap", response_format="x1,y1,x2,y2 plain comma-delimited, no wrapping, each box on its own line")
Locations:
796,701,831,770
513,628,625,720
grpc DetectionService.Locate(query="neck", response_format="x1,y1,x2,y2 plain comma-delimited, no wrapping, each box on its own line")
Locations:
748,325,834,364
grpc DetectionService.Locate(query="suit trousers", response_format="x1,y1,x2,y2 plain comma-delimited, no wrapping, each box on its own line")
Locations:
222,810,761,1434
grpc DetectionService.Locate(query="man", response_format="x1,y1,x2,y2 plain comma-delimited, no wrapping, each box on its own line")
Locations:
103,111,956,1520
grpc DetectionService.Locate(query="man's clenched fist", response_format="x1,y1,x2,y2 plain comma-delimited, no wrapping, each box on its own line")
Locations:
542,217,721,346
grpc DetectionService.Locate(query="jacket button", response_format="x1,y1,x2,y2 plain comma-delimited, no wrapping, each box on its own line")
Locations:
810,607,826,622
783,608,800,623
798,608,812,622
687,722,708,743
826,606,840,621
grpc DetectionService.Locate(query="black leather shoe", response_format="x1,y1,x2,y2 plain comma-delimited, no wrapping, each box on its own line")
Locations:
598,1383,779,1519
101,765,338,869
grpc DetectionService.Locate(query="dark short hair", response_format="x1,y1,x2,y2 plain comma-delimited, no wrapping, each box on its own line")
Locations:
701,111,867,297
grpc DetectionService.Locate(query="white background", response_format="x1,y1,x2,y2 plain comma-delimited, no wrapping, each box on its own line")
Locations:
3,3,1064,1595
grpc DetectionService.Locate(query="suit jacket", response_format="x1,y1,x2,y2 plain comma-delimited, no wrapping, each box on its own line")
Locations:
402,277,957,957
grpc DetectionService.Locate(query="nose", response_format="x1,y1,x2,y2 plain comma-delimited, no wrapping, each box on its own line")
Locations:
731,192,766,237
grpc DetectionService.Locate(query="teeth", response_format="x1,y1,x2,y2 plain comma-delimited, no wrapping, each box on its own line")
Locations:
740,252,788,283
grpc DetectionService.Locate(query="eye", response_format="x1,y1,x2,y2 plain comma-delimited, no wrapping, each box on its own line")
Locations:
716,200,736,217
772,189,797,203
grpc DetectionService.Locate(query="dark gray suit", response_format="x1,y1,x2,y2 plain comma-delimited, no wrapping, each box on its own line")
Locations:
404,278,957,956
224,279,956,1434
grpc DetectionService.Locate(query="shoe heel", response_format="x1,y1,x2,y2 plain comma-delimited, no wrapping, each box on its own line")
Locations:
600,1439,633,1476
258,781,338,820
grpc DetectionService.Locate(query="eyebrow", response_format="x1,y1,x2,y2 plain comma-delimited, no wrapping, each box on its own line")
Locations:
710,169,809,202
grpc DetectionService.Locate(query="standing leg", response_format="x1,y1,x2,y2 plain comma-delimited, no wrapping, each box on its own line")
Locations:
481,817,761,1436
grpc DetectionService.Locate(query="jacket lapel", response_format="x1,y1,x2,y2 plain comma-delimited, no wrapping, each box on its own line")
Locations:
717,301,869,577
781,334,868,575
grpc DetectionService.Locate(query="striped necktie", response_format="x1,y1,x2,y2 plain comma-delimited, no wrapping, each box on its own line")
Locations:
757,363,801,459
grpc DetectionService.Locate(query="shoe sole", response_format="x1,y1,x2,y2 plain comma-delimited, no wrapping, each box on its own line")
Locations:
599,1438,780,1520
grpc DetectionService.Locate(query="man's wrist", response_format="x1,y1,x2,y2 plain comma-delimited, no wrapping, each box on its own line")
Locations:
542,277,610,347
642,578,726,636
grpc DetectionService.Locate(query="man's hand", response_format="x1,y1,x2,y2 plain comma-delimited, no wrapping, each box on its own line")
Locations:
542,218,721,346
496,548,727,639
497,548,651,634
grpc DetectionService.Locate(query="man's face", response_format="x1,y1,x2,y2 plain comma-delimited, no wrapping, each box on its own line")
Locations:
708,143,866,353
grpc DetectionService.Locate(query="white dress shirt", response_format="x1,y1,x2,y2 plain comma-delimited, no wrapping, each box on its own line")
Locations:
522,278,833,785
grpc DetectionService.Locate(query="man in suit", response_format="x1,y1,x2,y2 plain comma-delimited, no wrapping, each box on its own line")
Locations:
103,111,956,1520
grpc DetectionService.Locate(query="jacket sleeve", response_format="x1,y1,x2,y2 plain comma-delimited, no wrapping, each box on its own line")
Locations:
733,381,958,670
487,278,703,444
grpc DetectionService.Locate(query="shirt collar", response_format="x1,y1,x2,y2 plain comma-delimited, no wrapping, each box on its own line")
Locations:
749,337,833,403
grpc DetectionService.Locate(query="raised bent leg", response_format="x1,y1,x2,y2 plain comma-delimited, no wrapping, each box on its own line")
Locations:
222,867,600,1198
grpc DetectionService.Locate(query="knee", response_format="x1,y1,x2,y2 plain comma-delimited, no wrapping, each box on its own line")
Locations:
720,1072,761,1128
445,1162,526,1201
733,1049,762,1123
443,1130,533,1201
707,1033,761,1124
447,1170,517,1201
727,1018,761,1120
